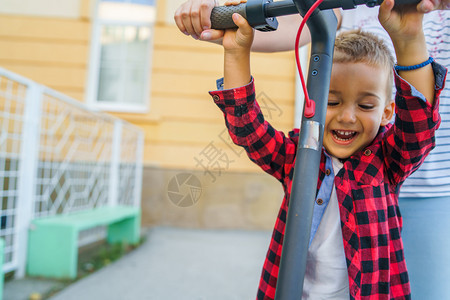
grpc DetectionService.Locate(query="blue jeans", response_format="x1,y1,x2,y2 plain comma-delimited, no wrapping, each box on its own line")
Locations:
399,196,450,299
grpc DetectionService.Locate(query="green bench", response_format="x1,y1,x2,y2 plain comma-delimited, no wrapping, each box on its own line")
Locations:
26,206,140,279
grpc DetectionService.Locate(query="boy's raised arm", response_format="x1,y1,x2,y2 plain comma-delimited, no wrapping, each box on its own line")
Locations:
379,0,435,104
222,13,254,89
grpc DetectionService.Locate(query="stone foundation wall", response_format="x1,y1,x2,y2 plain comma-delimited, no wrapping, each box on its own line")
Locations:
140,166,284,230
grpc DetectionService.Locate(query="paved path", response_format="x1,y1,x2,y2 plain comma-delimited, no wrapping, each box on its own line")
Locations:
48,227,271,300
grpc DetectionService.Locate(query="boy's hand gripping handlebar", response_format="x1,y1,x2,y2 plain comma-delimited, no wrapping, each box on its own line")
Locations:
210,0,420,31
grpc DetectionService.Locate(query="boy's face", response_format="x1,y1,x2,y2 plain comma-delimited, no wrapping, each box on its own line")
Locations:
324,62,395,159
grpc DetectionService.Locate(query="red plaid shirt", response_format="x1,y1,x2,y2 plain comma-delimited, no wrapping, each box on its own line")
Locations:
209,62,446,300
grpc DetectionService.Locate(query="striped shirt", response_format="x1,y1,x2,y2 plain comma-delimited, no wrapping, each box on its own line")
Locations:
340,8,450,197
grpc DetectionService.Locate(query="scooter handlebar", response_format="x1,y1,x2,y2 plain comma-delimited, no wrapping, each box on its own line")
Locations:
210,0,420,30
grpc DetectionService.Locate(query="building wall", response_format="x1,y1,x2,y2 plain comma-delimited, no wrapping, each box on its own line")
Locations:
0,0,91,101
132,0,298,229
0,0,297,172
112,0,298,173
0,0,298,229
142,166,284,230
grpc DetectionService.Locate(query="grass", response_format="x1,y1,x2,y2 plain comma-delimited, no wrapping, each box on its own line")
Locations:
77,240,142,278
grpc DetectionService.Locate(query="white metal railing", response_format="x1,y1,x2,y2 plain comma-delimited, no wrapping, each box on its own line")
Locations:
0,67,144,277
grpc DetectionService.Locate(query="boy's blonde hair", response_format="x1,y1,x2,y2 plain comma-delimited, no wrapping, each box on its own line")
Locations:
334,29,395,101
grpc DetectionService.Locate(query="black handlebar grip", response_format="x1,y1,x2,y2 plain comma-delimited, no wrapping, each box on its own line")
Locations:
210,3,247,29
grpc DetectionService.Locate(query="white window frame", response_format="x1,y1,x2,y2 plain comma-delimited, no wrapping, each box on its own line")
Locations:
86,0,154,113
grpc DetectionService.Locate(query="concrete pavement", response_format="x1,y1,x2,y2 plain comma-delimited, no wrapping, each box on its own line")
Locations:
46,227,271,300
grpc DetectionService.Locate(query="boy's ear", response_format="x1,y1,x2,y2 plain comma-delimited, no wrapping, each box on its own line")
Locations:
381,100,395,126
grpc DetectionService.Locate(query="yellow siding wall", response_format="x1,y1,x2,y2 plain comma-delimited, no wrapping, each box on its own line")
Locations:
0,14,90,101
113,0,298,172
0,0,298,172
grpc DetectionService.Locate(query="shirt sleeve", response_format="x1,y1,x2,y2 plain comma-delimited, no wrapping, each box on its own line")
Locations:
383,61,447,185
208,78,297,183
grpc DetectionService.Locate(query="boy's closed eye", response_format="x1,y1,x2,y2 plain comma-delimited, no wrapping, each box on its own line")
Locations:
327,101,376,110
358,103,376,110
357,92,383,109
327,96,340,107
358,96,382,110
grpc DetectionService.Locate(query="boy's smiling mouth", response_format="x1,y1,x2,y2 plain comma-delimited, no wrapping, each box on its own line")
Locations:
332,130,358,143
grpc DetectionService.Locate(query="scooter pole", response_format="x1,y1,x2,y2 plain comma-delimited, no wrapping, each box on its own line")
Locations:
273,4,337,299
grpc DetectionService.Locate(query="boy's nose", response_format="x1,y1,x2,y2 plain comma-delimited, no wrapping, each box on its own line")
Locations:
337,107,356,123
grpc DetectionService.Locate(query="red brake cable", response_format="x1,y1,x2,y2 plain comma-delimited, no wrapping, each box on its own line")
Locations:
295,0,325,118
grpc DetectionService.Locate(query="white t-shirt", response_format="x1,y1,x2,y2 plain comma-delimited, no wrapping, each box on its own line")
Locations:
302,157,349,299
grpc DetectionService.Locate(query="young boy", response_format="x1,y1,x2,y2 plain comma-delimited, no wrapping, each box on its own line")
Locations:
208,0,446,299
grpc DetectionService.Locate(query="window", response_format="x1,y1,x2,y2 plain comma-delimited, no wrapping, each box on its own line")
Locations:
87,0,156,112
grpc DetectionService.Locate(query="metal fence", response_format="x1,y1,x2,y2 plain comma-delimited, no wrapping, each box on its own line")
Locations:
0,67,144,277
